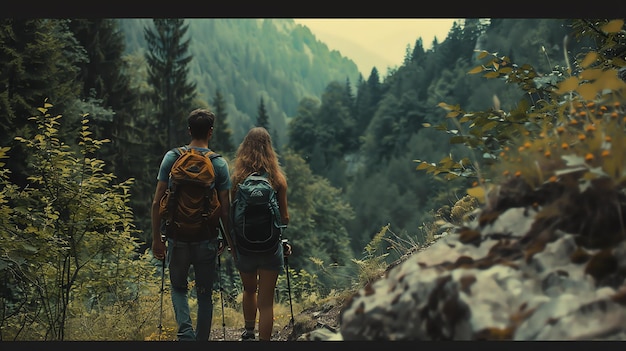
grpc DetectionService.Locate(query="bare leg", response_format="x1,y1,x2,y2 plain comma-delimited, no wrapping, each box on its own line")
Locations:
257,268,279,341
239,270,258,336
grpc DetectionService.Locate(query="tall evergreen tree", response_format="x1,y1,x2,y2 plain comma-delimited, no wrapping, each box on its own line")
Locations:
211,89,235,154
67,19,140,174
344,77,356,116
354,67,382,138
307,81,354,180
410,38,426,65
288,96,320,160
342,77,358,153
67,19,156,245
403,43,413,66
256,96,270,130
144,18,196,150
0,19,85,187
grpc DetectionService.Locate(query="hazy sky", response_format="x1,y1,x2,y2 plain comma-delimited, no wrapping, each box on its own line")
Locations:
293,18,458,77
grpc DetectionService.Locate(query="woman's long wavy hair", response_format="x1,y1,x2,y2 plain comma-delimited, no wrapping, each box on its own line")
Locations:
231,127,286,194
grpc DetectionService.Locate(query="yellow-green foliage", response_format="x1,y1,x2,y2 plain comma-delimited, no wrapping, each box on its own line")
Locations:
416,19,626,205
66,272,175,341
468,49,626,201
450,195,479,225
419,216,441,243
0,100,155,341
492,99,625,191
350,224,390,287
277,265,320,302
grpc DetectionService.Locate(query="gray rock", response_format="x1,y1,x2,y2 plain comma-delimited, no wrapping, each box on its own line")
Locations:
339,203,626,340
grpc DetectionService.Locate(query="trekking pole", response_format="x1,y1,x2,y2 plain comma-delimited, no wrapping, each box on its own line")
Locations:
217,249,226,340
282,239,294,327
158,235,166,341
219,218,236,262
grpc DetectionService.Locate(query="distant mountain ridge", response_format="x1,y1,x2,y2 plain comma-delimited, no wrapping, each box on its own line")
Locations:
311,30,396,76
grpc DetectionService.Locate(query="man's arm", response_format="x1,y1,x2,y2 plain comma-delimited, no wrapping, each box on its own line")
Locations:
217,188,236,260
151,181,168,260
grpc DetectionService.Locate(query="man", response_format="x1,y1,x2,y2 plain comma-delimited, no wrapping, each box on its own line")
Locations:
151,108,232,341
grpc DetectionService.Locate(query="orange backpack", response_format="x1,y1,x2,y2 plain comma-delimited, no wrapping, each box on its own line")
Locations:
159,147,222,241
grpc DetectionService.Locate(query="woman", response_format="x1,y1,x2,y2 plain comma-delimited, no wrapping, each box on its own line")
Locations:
230,127,292,341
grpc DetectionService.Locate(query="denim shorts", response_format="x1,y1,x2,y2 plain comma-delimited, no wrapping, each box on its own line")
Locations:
235,242,284,273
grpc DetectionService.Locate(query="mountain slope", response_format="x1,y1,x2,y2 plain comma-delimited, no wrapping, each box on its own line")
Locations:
119,18,362,146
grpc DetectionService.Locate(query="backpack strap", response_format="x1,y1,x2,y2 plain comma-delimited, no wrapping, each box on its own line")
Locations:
249,171,268,178
205,150,222,160
175,146,220,157
202,150,221,226
205,151,221,188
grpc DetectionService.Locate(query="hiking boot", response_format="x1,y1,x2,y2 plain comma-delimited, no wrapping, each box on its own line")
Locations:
240,330,256,341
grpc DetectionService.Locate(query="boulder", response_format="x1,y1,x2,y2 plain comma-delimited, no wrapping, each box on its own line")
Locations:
339,177,626,340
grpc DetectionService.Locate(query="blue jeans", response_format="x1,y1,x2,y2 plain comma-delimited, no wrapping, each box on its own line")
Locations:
166,238,219,341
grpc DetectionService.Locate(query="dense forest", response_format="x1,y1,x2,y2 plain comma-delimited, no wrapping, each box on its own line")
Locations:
1,18,619,340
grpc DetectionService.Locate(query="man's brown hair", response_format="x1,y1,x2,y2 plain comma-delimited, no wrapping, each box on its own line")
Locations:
187,109,215,139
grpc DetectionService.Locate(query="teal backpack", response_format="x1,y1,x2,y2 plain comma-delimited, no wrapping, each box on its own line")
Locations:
230,172,285,254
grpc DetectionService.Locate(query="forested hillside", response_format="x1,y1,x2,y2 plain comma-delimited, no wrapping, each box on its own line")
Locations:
301,18,592,255
0,17,616,340
118,18,361,147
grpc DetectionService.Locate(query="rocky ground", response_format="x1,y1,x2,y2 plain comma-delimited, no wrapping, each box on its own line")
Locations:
207,239,440,342
209,301,343,341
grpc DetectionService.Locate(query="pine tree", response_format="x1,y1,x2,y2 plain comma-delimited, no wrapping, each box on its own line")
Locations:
211,89,235,154
343,77,358,152
354,67,382,137
317,81,355,159
68,19,155,244
256,96,270,130
144,18,196,149
67,19,140,175
0,19,85,187
288,97,320,159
